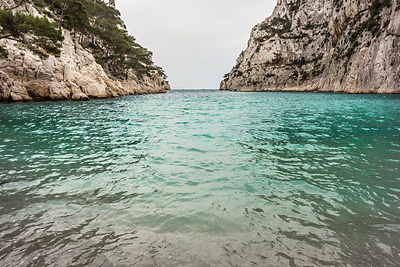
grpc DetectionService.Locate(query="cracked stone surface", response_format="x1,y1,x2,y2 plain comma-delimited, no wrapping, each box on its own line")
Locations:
221,0,400,94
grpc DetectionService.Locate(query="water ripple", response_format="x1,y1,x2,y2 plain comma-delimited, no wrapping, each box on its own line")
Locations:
0,91,400,266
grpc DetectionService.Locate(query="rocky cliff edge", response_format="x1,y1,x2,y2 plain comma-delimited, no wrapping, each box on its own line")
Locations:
0,0,170,102
221,0,400,94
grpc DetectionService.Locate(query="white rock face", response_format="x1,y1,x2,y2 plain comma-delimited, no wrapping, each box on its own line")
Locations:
0,0,170,102
221,0,400,94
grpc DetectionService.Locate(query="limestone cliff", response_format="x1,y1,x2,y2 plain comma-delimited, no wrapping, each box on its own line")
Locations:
0,0,170,102
221,0,400,94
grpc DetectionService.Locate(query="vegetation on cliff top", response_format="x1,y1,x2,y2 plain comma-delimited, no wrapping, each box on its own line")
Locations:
0,9,63,58
0,0,166,79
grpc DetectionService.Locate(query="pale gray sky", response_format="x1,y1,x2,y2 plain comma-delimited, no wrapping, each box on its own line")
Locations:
117,0,277,89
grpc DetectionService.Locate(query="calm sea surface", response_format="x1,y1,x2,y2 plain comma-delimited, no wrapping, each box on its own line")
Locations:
0,90,399,266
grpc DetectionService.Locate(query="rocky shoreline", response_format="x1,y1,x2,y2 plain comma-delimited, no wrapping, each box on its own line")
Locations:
0,0,169,103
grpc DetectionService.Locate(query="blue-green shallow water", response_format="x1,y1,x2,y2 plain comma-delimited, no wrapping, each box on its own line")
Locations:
0,90,399,266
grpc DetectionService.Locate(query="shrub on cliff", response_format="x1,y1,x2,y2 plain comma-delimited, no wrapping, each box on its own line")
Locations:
33,0,89,31
0,46,8,58
81,0,155,78
0,9,63,58
33,0,158,78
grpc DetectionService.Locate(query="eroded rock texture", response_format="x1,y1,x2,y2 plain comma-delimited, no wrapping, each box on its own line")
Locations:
221,0,400,93
0,0,170,102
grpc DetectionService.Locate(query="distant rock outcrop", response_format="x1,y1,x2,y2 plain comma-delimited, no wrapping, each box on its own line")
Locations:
0,0,170,102
221,0,400,94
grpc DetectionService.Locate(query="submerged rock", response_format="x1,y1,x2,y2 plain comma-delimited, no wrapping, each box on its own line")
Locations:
221,0,400,94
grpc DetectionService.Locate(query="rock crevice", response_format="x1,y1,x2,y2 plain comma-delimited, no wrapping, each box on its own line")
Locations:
220,0,400,94
0,0,170,102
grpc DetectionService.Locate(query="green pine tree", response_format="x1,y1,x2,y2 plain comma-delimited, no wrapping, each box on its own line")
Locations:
0,9,64,58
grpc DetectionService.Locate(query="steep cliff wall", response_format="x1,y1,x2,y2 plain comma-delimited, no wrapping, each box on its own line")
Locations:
221,0,400,94
0,0,170,102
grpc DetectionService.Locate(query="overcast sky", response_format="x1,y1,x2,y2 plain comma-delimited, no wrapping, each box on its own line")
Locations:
117,0,277,89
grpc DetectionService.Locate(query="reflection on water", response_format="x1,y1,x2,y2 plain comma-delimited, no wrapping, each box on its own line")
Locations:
0,91,399,266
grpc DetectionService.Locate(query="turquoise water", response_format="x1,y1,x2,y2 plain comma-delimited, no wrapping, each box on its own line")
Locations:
0,90,399,266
